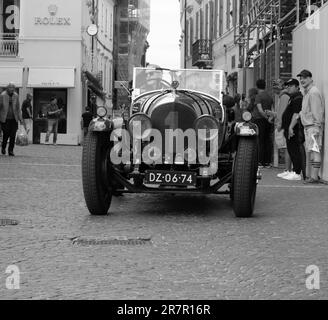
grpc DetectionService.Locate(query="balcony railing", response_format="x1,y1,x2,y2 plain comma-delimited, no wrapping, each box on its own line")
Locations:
0,34,19,57
192,39,213,68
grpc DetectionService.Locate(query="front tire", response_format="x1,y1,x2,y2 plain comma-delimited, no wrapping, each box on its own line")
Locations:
232,137,258,218
82,132,112,215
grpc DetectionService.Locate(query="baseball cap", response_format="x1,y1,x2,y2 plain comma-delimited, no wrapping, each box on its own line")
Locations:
297,69,312,78
284,78,300,87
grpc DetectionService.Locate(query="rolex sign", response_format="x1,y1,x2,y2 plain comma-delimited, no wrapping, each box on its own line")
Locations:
0,0,20,34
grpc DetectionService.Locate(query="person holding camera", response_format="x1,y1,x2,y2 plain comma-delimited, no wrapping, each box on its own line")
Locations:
45,96,62,146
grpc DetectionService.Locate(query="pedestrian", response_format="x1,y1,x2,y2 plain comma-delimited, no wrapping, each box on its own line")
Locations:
247,88,258,112
21,93,33,142
45,96,62,146
90,94,98,117
240,93,248,110
0,82,23,156
253,79,274,168
232,93,242,122
81,106,93,137
280,79,306,181
272,79,292,178
222,92,235,122
297,69,325,184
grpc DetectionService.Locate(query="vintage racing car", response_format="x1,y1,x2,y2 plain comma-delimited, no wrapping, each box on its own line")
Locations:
82,68,260,218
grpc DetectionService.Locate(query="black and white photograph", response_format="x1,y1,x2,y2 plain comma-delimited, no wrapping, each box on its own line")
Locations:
0,0,328,305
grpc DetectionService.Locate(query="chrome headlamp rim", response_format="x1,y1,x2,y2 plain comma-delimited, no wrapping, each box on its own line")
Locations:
194,115,220,141
242,111,252,122
97,106,107,118
128,112,152,140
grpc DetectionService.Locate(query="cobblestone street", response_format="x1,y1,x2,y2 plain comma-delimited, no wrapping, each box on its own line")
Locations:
0,145,328,300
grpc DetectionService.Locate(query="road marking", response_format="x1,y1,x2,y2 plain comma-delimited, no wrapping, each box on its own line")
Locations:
0,178,80,183
0,163,80,167
260,184,327,189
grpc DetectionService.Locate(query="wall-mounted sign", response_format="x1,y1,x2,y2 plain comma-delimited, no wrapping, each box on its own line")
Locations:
34,4,71,26
28,68,75,88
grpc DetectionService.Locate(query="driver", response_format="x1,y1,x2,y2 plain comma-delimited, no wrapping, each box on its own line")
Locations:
140,64,166,93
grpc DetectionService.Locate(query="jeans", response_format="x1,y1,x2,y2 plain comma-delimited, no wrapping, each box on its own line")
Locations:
285,132,307,178
254,118,273,165
45,119,58,144
1,119,18,153
23,118,33,143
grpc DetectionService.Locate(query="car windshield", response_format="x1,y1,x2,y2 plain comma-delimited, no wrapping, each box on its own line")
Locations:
133,68,224,102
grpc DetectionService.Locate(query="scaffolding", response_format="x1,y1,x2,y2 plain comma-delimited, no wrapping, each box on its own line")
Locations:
235,0,328,166
236,0,328,71
115,0,150,107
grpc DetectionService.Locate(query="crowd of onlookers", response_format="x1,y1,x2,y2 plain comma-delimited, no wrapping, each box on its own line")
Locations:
227,69,325,184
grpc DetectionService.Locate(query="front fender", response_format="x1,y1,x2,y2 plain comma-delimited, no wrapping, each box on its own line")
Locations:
235,122,258,137
89,117,113,132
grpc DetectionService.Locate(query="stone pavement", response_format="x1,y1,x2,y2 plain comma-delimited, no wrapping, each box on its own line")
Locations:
0,145,328,300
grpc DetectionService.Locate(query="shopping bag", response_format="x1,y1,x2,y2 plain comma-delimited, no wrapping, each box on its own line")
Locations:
16,126,29,147
274,128,286,149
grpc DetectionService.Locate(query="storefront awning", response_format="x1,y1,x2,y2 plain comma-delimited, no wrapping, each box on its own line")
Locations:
27,68,75,88
0,67,23,87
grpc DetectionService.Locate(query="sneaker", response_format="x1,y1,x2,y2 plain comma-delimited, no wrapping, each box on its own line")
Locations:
283,172,302,181
277,171,291,178
8,152,15,157
1,148,5,155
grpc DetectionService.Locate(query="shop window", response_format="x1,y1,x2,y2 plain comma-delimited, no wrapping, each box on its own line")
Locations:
32,89,67,144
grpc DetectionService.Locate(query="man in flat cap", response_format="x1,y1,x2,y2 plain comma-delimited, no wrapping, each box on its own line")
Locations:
297,70,325,183
0,82,23,156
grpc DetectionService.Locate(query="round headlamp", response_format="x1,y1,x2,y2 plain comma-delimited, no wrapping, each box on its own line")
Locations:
128,113,152,140
195,115,219,141
97,107,107,118
242,111,252,122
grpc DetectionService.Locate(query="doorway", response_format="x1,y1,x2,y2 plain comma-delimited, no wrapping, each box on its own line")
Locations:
32,89,67,144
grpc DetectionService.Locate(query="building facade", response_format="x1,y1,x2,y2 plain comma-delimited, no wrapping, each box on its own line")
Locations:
114,0,150,108
179,0,240,95
0,0,115,145
293,1,328,180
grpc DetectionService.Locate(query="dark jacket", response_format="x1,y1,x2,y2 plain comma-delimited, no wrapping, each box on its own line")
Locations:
282,91,304,142
281,91,303,133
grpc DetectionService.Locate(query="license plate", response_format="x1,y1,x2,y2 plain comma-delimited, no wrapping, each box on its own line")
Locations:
144,171,197,186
